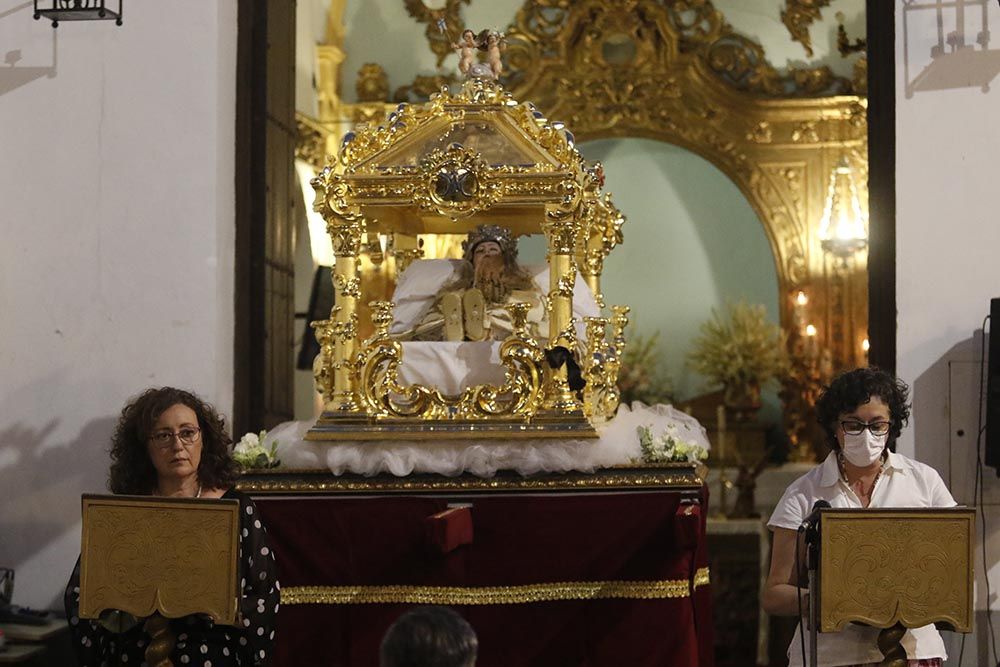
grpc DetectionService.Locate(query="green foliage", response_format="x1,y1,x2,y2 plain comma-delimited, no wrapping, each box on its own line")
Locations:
687,300,788,390
636,424,708,464
618,330,674,406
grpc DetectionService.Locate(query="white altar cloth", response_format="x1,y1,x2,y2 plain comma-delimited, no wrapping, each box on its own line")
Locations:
267,402,710,478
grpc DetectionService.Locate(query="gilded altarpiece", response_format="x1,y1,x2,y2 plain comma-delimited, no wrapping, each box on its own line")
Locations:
298,0,870,455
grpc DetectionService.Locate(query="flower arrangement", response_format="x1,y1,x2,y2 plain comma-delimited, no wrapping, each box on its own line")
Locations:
635,424,708,464
618,331,674,406
687,301,788,392
233,431,281,470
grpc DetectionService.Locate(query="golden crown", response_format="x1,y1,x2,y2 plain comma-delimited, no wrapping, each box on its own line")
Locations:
462,224,517,262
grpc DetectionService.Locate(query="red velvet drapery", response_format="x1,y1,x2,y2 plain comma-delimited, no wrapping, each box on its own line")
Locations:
256,486,713,666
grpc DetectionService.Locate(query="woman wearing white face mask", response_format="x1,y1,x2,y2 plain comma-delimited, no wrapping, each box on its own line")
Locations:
762,367,956,667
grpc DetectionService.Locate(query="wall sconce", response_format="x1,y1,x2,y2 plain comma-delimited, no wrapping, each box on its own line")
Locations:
818,156,867,261
34,0,122,27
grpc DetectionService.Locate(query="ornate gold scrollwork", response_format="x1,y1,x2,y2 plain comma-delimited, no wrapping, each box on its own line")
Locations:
356,63,390,102
402,0,472,68
356,300,545,421
311,318,336,404
295,115,328,167
582,316,611,419
390,247,424,274
305,78,626,439
414,143,506,220
780,0,833,58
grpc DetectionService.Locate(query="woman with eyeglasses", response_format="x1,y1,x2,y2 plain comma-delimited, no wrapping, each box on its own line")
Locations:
64,387,278,666
762,367,955,667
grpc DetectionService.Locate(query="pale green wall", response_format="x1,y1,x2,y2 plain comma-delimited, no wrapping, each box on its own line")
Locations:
520,139,781,413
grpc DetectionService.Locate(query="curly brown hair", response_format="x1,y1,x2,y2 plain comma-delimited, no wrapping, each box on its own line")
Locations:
815,367,911,452
108,387,239,495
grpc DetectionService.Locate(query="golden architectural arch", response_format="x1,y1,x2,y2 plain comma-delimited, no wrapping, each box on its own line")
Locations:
498,0,868,348
298,0,870,455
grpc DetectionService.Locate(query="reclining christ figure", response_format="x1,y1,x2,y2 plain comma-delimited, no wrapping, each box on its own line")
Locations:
397,224,548,342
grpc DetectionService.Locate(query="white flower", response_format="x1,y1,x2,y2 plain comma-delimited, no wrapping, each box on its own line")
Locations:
635,422,708,465
233,431,280,469
234,432,259,454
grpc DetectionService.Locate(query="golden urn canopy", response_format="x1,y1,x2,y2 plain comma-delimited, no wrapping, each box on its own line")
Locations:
308,77,628,441
318,77,617,236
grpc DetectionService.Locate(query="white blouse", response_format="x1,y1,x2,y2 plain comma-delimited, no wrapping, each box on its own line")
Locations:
768,450,957,667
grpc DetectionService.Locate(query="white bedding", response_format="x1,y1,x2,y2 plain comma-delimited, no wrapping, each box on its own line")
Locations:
267,402,710,477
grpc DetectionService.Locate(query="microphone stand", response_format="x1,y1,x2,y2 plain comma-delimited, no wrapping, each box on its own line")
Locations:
805,519,821,667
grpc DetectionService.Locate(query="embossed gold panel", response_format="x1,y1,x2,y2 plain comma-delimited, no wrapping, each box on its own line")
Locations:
78,495,240,625
818,508,974,634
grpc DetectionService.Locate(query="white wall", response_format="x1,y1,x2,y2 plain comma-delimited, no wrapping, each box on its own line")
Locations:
895,0,1000,660
0,1,236,609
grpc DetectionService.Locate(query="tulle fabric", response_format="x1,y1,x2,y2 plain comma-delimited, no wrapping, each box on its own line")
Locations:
265,402,709,478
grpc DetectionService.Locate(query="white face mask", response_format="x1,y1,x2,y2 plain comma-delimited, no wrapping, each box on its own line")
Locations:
841,430,888,467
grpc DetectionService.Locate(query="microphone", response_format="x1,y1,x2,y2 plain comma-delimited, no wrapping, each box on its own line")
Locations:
797,499,831,532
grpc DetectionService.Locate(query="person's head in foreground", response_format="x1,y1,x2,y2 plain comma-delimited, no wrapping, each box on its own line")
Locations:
380,605,478,667
815,366,910,469
108,386,238,496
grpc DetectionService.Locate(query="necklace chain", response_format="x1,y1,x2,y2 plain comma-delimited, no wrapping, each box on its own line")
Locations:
837,452,886,503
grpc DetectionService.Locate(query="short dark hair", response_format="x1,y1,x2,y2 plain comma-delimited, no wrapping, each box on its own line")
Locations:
380,606,478,667
108,387,238,495
815,367,910,451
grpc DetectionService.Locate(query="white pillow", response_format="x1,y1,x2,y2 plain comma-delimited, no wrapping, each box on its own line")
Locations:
530,267,602,320
390,259,462,334
388,259,603,335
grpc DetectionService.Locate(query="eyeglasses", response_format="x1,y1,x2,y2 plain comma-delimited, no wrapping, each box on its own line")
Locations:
149,427,201,448
840,420,891,437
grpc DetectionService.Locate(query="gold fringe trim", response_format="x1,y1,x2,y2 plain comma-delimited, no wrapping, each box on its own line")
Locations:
282,569,710,606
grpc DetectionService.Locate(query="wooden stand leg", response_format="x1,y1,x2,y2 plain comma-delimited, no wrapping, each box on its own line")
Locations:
876,621,907,667
144,613,175,667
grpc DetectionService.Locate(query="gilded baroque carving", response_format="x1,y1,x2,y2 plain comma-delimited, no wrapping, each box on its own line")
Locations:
781,0,833,57
791,120,820,143
394,73,458,104
296,115,328,167
402,0,471,67
820,510,974,634
356,63,390,102
305,78,630,439
300,0,870,452
356,300,545,420
413,143,507,220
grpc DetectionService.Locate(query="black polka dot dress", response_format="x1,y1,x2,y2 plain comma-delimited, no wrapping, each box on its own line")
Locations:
65,489,279,666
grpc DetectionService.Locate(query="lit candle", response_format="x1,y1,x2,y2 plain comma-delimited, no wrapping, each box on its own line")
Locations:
805,324,818,357
793,291,808,332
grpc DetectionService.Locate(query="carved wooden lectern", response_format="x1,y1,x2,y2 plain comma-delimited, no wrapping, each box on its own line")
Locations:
77,495,241,667
816,508,975,667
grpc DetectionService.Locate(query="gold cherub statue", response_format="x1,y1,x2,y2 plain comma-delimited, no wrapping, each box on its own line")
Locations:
452,28,506,80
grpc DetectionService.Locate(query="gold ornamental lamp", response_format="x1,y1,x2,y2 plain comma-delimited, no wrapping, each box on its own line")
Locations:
818,156,867,261
307,78,628,441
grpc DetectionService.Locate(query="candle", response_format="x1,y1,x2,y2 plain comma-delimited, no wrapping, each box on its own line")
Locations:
805,324,818,358
793,291,808,333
